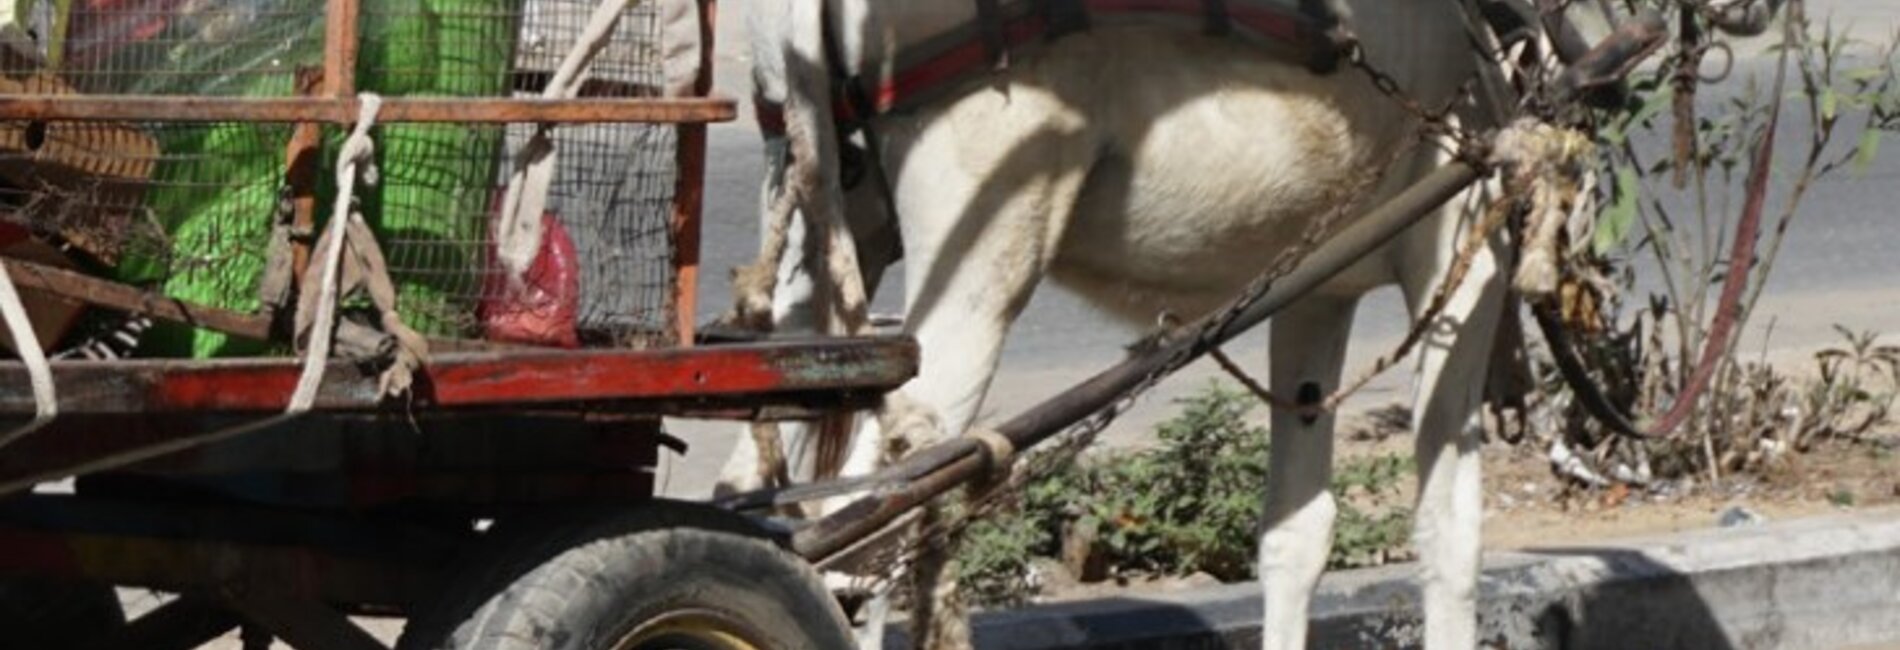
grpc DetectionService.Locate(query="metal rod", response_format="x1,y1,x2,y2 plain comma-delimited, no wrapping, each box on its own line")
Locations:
790,161,1484,561
0,96,738,124
222,592,390,650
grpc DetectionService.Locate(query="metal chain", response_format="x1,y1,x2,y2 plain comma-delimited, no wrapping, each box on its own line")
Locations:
1211,188,1515,421
1345,42,1492,166
1187,41,1521,430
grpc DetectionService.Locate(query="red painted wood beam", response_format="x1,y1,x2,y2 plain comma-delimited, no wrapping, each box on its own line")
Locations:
0,337,916,415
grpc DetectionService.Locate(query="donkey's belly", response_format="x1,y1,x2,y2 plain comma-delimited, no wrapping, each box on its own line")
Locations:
1046,33,1409,322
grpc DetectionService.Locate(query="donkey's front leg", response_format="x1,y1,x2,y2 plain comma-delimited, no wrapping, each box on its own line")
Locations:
1260,295,1359,650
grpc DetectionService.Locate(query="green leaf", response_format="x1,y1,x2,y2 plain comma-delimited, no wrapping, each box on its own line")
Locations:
1856,129,1882,175
1631,87,1673,125
1823,88,1841,122
1602,124,1630,148
1596,166,1641,255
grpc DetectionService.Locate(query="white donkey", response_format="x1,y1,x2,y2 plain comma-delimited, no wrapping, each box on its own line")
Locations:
720,1,1783,648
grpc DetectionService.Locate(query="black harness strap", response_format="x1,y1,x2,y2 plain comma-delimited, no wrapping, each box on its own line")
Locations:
1300,0,1343,31
818,2,904,261
1202,0,1233,36
974,0,1013,68
820,11,876,132
1042,0,1092,40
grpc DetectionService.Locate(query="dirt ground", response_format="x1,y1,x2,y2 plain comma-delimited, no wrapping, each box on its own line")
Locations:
1475,436,1899,550
1321,405,1900,553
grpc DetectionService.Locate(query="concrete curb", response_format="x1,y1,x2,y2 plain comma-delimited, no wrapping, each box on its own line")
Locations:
925,510,1900,649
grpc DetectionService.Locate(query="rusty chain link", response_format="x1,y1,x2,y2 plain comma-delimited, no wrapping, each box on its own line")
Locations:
1345,41,1494,167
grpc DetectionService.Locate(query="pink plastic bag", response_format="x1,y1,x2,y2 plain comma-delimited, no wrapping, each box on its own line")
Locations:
480,212,581,348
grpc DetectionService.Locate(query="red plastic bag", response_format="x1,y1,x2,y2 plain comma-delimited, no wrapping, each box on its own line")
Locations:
480,212,580,348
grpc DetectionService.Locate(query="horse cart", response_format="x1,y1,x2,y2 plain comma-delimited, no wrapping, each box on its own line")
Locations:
0,0,1716,645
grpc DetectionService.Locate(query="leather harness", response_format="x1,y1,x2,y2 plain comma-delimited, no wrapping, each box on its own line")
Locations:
755,0,1350,137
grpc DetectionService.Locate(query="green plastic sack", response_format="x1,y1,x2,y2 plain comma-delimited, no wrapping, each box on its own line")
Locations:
354,0,516,338
112,0,323,358
113,0,518,358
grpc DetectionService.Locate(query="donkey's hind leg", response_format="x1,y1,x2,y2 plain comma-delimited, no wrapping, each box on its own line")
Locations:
1396,195,1508,650
876,95,1097,649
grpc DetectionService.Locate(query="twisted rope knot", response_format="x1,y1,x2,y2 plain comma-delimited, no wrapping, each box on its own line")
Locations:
1493,118,1599,299
289,93,421,414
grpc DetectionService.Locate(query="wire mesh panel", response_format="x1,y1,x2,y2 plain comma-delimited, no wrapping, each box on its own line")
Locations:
2,121,300,358
49,0,325,96
505,0,678,346
0,0,688,358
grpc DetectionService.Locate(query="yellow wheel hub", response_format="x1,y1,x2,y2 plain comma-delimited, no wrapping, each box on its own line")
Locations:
615,610,767,650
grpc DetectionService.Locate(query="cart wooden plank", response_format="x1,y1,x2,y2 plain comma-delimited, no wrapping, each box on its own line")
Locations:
0,337,917,415
0,413,666,510
0,96,737,124
0,495,454,609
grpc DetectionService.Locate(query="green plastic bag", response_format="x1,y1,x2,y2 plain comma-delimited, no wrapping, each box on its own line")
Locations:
113,0,519,357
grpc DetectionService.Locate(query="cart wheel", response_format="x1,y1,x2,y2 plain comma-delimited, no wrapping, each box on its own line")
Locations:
0,578,126,649
401,504,853,650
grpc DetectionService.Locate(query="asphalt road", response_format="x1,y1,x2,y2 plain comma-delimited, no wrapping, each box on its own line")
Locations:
653,4,1900,498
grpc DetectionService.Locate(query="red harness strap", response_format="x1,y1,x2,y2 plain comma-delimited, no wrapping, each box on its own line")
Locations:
757,0,1342,135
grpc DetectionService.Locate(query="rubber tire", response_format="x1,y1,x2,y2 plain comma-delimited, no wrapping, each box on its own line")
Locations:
400,505,854,650
0,578,126,649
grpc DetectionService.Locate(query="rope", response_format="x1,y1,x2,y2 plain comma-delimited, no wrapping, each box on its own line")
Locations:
1207,120,1586,423
966,427,1016,483
495,0,645,284
288,93,382,414
733,0,879,489
0,260,55,449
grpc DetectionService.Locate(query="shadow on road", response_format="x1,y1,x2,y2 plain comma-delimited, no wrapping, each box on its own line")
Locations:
888,547,1750,650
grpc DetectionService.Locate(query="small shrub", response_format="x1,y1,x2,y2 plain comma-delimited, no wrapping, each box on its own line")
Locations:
954,496,1050,607
1529,8,1900,486
1828,487,1858,508
1329,453,1415,569
956,382,1415,607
